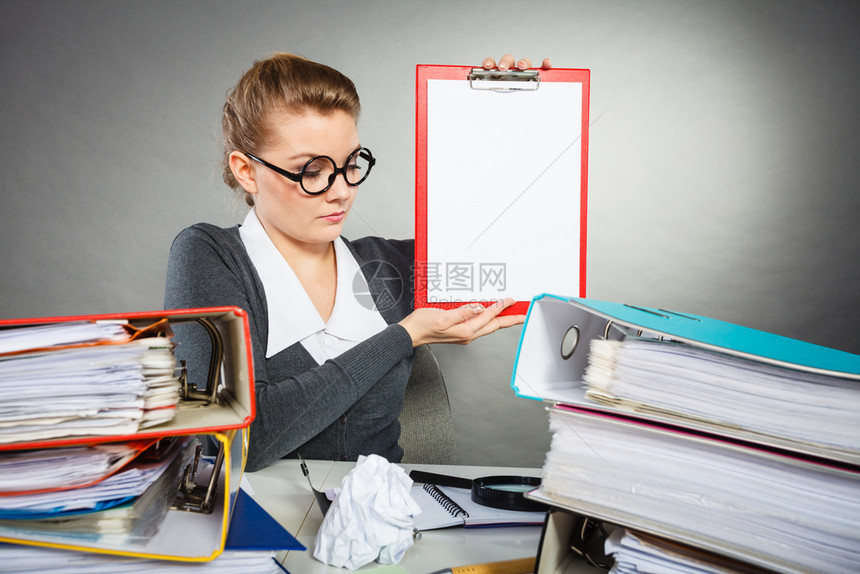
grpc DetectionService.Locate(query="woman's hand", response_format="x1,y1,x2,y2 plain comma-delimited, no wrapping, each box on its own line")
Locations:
482,54,552,72
399,298,525,347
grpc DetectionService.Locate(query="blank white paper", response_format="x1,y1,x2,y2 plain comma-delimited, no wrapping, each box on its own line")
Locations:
425,78,584,303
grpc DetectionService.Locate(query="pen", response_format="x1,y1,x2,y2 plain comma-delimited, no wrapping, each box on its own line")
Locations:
427,556,536,574
298,454,331,515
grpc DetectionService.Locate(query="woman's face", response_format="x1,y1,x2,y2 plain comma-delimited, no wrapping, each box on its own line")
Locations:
250,108,360,253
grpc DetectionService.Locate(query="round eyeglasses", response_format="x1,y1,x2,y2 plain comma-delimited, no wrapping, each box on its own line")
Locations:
245,147,376,195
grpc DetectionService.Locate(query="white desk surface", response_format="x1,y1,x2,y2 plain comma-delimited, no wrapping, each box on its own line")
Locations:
245,460,583,574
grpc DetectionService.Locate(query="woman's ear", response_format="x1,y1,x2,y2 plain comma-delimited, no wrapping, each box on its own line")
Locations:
229,151,259,195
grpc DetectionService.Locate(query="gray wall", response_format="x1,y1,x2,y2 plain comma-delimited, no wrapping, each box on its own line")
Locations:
2,0,858,467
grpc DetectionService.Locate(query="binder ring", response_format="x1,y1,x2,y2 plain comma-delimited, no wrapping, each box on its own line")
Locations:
603,320,614,340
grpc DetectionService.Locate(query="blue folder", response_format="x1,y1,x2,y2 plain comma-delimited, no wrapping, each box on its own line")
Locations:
515,294,860,380
226,488,304,551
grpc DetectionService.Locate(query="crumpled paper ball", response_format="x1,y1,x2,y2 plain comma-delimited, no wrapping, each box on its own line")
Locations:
313,454,421,570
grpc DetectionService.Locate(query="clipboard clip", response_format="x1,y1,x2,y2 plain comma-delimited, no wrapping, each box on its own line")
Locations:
468,68,541,91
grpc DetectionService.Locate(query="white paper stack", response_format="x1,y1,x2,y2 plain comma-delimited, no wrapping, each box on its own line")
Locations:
0,321,181,444
605,529,773,574
0,437,196,543
584,337,860,457
532,405,860,574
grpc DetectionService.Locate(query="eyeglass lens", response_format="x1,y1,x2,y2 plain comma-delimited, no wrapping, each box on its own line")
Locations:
302,148,373,194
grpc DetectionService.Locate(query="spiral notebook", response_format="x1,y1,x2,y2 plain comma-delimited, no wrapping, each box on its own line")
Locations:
411,483,546,531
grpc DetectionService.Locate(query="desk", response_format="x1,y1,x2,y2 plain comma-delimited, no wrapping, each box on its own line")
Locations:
246,460,584,574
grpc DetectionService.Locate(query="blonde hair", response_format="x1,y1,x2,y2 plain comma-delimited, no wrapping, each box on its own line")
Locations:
221,53,361,205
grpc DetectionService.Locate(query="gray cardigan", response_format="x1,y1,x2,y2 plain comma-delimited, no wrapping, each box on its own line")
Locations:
164,223,415,471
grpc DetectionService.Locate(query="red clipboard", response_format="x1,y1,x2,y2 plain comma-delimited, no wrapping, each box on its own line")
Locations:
415,65,590,316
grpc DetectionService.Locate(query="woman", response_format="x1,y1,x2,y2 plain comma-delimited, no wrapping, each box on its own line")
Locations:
165,53,547,471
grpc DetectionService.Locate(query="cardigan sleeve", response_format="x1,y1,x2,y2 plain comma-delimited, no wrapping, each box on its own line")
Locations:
164,225,415,471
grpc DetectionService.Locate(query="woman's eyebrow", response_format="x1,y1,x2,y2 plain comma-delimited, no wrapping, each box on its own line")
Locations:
271,142,363,162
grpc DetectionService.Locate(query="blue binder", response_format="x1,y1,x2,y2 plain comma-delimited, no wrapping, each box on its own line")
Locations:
515,294,860,381
511,294,860,463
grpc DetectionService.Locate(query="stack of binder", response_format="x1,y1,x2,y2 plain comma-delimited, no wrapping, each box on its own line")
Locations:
512,294,860,574
0,307,302,570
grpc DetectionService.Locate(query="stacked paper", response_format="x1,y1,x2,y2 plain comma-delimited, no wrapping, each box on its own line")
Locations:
605,529,773,574
0,308,299,567
0,438,194,543
584,337,860,457
0,442,150,494
513,296,860,573
535,405,860,574
0,320,182,444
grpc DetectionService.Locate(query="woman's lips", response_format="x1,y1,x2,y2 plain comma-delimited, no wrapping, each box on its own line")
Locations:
321,211,346,222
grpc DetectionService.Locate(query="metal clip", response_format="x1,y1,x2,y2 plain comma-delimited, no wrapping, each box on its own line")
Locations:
172,439,224,514
468,68,541,91
177,317,224,405
569,514,612,568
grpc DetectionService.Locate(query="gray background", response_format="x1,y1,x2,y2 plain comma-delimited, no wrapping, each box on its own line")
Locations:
2,0,858,467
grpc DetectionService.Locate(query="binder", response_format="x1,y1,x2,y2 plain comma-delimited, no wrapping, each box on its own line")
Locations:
0,307,256,450
0,486,304,571
511,294,860,464
415,66,590,316
0,307,285,561
529,403,860,574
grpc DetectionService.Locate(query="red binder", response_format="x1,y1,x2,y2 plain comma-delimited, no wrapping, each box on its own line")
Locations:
415,65,590,315
0,307,264,561
0,307,255,451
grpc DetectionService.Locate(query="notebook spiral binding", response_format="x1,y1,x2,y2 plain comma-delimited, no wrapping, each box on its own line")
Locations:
423,483,469,518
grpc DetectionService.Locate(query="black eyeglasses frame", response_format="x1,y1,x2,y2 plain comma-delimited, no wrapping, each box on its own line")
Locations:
244,147,376,196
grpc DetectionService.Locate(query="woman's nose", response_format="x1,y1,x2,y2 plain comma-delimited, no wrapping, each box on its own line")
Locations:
327,173,352,199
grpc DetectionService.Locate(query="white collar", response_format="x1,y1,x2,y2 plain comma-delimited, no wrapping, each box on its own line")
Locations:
239,209,387,358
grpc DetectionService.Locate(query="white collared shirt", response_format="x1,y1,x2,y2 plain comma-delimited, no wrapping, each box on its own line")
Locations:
239,208,388,364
